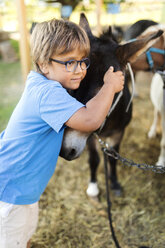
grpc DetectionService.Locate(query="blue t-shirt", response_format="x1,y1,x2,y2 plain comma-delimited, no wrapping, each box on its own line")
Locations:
0,71,84,205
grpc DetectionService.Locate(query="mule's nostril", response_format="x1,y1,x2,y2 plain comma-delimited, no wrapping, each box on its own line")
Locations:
69,148,76,158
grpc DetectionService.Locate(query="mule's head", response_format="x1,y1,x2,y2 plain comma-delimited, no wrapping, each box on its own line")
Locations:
60,13,163,161
130,24,165,71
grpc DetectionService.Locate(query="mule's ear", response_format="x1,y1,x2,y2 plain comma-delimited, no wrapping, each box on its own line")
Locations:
107,26,113,36
79,13,93,38
116,30,163,65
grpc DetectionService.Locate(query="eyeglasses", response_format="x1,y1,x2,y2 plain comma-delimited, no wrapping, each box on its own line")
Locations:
49,57,90,72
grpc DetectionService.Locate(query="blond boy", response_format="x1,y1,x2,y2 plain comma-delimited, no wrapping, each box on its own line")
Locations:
0,18,124,248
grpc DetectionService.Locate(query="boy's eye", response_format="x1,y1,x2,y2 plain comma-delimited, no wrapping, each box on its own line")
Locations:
67,60,76,66
66,60,77,71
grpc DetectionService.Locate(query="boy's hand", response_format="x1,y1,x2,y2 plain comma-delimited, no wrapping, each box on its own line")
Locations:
103,66,124,93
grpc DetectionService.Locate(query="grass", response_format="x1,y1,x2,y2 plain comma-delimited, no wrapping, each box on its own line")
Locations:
0,60,23,131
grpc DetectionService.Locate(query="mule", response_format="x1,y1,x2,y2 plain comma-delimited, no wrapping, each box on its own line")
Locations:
124,22,165,167
126,23,165,71
60,14,163,197
147,72,165,166
123,22,165,97
142,26,165,167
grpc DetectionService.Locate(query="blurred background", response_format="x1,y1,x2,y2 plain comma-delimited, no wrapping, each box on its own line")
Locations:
1,0,165,32
1,2,165,247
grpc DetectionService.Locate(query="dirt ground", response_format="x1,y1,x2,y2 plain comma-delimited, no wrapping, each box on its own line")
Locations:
31,71,165,248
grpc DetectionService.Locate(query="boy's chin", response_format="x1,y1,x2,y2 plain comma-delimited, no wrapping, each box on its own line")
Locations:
71,83,81,90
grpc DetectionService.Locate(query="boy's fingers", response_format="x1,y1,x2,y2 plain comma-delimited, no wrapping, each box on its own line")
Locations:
109,66,114,72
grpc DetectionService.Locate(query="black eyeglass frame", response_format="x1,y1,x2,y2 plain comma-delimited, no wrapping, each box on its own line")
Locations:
49,57,90,72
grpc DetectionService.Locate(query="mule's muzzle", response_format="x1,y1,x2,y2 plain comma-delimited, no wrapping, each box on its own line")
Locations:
60,147,78,161
60,128,89,161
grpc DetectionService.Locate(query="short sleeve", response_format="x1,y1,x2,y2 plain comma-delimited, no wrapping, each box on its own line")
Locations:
39,83,84,133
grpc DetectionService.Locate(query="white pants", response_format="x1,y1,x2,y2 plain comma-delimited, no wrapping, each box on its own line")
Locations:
0,201,38,248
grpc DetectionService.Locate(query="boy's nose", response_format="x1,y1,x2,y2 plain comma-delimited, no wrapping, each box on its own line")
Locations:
74,62,83,73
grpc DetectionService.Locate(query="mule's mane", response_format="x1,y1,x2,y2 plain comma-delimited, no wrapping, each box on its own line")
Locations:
99,28,118,43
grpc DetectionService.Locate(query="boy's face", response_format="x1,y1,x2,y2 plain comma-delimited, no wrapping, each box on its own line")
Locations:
41,48,88,90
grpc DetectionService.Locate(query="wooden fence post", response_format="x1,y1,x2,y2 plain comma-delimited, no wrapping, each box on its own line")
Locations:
16,0,31,83
96,0,102,35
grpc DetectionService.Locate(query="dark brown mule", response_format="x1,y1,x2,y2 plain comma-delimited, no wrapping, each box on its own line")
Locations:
60,14,163,198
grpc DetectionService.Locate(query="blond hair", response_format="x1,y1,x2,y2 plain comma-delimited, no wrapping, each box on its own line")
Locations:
30,18,90,73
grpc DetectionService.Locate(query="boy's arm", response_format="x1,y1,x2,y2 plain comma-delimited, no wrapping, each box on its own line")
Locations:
65,67,124,132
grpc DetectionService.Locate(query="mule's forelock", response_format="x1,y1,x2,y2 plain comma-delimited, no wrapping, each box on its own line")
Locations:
100,26,119,43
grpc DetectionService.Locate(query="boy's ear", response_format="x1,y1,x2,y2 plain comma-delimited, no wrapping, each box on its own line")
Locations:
38,62,49,74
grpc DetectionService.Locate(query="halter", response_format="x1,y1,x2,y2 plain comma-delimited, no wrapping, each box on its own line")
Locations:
146,47,165,70
146,31,165,71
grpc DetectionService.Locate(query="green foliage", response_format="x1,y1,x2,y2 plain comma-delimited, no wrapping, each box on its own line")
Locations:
10,39,20,57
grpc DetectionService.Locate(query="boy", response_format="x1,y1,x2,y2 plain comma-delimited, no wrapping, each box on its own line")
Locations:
0,18,124,248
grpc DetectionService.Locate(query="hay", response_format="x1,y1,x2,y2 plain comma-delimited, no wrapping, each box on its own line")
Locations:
31,72,165,248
